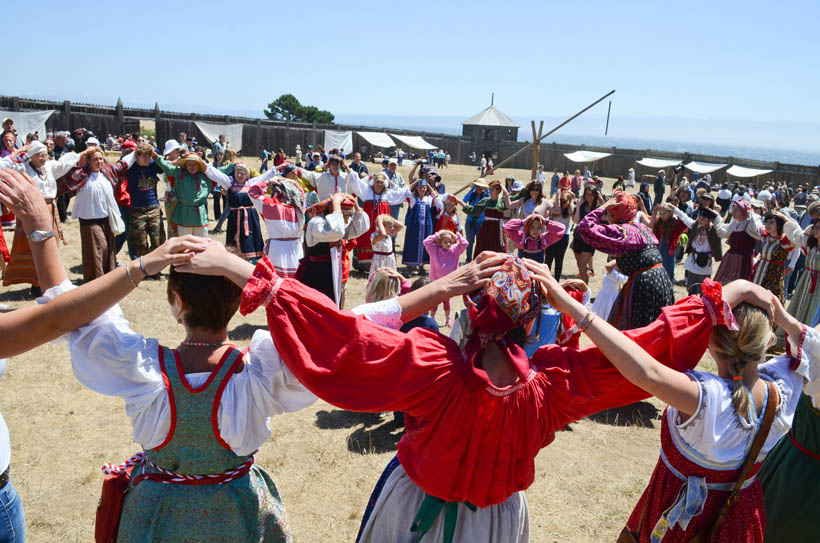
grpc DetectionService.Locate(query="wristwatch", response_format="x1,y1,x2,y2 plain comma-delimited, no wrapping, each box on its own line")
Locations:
27,229,55,242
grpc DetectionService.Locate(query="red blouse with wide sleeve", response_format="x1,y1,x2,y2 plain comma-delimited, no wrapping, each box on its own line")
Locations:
241,258,720,508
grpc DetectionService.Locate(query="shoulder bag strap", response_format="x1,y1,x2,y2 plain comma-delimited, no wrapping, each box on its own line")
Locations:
692,379,778,543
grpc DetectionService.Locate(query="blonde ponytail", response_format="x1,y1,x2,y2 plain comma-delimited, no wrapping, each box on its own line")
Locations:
708,303,770,417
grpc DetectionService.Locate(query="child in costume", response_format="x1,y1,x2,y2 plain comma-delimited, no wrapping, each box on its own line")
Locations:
423,230,468,327
503,214,565,264
369,214,403,277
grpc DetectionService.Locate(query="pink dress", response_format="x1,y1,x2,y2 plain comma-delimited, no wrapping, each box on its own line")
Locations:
422,232,468,281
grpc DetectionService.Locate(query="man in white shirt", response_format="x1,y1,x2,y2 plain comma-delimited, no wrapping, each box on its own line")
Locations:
300,155,360,201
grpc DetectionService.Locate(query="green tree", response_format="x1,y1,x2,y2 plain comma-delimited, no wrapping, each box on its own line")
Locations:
264,94,335,124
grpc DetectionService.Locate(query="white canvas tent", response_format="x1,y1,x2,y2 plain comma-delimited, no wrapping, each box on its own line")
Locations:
389,134,437,151
563,150,611,163
726,165,773,178
636,157,682,169
0,109,54,147
194,121,244,152
324,130,353,155
357,131,395,148
684,161,727,175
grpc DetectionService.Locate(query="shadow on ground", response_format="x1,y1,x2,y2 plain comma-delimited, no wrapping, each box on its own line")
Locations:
587,401,660,428
315,409,403,454
228,324,268,341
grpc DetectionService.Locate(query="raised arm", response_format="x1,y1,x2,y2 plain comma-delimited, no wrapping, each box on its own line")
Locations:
153,155,181,178
0,168,202,358
672,206,696,229
576,207,648,255
204,164,233,191
527,260,777,420
49,151,82,178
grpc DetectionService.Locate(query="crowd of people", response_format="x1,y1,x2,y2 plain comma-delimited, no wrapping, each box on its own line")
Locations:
0,127,818,543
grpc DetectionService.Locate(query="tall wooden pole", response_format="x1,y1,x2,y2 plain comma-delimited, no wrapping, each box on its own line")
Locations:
531,121,538,180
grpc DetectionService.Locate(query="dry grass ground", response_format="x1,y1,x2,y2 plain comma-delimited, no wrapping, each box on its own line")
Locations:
0,157,716,542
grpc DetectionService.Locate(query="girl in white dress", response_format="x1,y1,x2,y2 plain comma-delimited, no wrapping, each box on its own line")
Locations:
369,214,404,277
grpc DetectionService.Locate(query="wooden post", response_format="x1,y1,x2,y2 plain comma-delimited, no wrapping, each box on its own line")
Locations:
530,121,538,179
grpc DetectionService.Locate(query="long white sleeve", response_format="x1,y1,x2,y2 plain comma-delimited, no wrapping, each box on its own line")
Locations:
783,219,804,246
305,213,345,246
787,246,800,269
205,165,233,191
796,327,820,408
345,209,371,239
383,185,410,206
347,173,370,197
48,151,81,179
672,206,696,229
745,214,763,239
41,281,315,455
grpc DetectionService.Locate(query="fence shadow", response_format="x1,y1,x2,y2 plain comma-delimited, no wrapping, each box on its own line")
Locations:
587,401,660,428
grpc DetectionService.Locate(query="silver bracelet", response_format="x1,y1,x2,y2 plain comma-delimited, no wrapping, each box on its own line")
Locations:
124,262,139,288
138,256,148,276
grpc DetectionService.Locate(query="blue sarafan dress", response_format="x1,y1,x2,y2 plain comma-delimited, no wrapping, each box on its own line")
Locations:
226,181,264,262
403,195,433,266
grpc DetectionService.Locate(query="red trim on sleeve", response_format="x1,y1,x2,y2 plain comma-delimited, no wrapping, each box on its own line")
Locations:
211,347,248,451
175,347,234,394
153,346,177,451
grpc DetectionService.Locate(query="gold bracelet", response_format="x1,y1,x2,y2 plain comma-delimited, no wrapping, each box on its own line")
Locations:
124,262,139,289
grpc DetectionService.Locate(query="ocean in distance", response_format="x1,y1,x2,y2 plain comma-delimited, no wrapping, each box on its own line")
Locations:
334,113,820,167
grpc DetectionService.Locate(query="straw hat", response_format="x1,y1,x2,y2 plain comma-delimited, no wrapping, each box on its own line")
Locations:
177,153,207,173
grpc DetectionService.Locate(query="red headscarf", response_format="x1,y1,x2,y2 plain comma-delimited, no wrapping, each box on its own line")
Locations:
462,256,542,385
306,196,356,219
609,190,639,223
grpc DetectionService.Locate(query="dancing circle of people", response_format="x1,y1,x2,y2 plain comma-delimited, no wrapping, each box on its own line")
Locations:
0,138,818,543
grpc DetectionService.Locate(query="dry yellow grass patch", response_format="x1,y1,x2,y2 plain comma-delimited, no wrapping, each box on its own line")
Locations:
0,157,710,542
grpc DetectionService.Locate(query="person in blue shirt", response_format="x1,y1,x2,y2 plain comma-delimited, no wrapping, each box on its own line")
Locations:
462,180,489,262
550,168,560,196
259,148,270,173
399,277,440,333
124,143,164,262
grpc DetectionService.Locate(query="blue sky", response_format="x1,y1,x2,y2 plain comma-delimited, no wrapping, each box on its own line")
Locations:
4,1,818,153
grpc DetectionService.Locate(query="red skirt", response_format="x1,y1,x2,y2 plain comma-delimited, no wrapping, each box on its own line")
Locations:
626,411,765,542
473,217,505,259
355,200,391,263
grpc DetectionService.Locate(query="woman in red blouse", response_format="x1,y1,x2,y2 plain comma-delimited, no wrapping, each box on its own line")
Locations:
179,245,767,543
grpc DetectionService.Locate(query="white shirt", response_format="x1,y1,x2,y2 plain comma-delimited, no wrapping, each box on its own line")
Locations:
718,188,733,200
758,189,773,203
0,152,80,200
671,346,813,467
72,171,115,220
0,358,8,473
301,169,360,201
673,207,723,275
42,280,400,455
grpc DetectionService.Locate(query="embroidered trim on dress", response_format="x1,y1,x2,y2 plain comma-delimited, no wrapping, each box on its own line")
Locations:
485,369,536,397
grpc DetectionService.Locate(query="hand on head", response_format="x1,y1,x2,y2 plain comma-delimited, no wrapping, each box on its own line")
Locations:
171,238,231,276
521,259,572,310
441,251,506,297
721,280,775,324
0,168,51,232
141,235,209,275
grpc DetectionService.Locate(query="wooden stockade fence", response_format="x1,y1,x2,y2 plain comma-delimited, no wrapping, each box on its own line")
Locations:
1,95,817,189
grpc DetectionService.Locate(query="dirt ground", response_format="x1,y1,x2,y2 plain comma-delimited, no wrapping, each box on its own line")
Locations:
0,157,712,542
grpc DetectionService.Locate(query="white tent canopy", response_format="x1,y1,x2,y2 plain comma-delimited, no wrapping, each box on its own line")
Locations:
726,165,773,178
684,161,728,174
636,157,682,169
0,109,54,147
563,150,611,163
356,131,395,148
193,121,244,152
389,134,437,151
324,130,353,155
